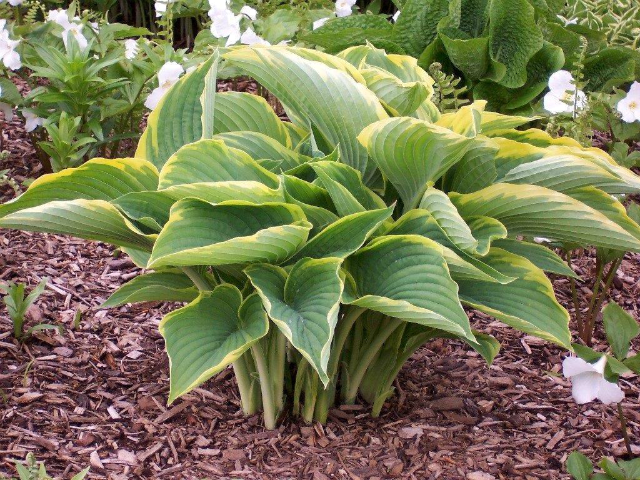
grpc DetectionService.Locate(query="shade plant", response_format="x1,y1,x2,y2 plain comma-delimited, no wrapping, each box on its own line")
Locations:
2,45,640,428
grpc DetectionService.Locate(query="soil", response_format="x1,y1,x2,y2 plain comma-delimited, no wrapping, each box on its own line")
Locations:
0,82,639,480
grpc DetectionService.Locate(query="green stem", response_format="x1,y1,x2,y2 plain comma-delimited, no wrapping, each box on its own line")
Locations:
301,370,318,423
233,354,259,415
343,317,402,405
181,266,213,291
269,329,286,413
327,307,366,378
617,402,633,458
582,258,604,344
251,341,277,429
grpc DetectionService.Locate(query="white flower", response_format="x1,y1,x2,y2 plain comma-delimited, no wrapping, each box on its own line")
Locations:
89,21,100,33
22,110,44,132
335,0,357,17
47,9,72,29
208,0,230,15
562,355,625,405
240,27,269,46
313,17,330,30
155,0,174,17
0,85,13,121
557,15,578,26
62,23,88,51
543,70,587,114
186,65,197,74
240,5,258,21
4,0,25,5
392,10,400,22
124,39,139,60
616,81,640,123
144,61,184,110
210,9,241,46
0,28,21,70
533,237,553,244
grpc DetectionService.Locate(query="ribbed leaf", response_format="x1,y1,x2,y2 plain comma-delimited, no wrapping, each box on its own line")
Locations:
163,181,284,205
419,187,477,253
281,175,338,233
492,238,578,278
457,248,571,348
360,67,431,116
0,199,155,250
436,102,485,138
0,158,158,218
214,131,311,171
136,57,215,168
358,117,473,209
289,207,393,262
343,235,474,339
160,286,268,403
392,0,450,57
223,47,388,180
102,271,199,307
158,139,278,189
246,258,344,385
149,200,312,268
466,215,507,255
443,137,499,194
213,92,291,147
449,183,640,252
113,191,175,232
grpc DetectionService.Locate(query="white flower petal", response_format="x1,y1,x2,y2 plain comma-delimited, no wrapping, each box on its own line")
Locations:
124,39,139,60
240,5,258,21
548,70,575,93
0,102,13,121
596,377,625,405
563,356,598,378
571,372,601,404
544,91,573,114
627,81,640,99
157,61,184,85
3,48,21,70
144,86,168,110
9,0,25,5
47,9,72,29
23,110,44,132
392,11,400,22
240,27,269,46
313,17,330,30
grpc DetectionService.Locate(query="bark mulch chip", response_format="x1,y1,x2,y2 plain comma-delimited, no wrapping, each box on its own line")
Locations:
1,89,639,479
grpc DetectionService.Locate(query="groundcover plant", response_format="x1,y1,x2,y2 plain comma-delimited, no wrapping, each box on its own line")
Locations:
2,45,640,429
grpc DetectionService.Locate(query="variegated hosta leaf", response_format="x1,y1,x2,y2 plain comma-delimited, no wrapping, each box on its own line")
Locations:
343,235,474,340
435,101,485,138
162,181,284,205
158,139,278,189
245,258,344,385
223,47,388,180
310,161,386,216
360,66,431,116
358,117,473,210
160,286,269,403
289,207,393,263
101,271,200,307
0,199,155,250
450,183,640,252
136,57,216,168
0,158,159,218
492,239,578,279
148,200,312,268
442,137,499,194
479,111,535,134
212,92,291,147
213,131,312,171
466,216,507,256
457,248,571,348
419,188,478,254
281,175,339,233
113,191,175,232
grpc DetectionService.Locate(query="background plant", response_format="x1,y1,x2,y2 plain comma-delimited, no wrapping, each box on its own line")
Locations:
567,451,640,480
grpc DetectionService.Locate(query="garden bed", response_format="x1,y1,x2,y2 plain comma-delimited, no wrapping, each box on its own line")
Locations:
0,87,639,480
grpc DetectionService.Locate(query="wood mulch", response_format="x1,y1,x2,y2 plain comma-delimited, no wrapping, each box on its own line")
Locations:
0,85,639,480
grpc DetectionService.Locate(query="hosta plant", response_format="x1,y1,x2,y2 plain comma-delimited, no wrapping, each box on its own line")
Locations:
2,45,640,429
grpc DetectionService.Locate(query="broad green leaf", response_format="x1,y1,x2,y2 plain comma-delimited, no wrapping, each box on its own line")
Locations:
458,248,571,348
602,302,639,360
487,0,543,88
223,47,388,180
0,199,155,251
158,139,278,189
360,66,431,116
246,258,344,384
443,137,499,194
258,9,301,44
480,111,534,133
439,28,490,80
468,331,500,365
0,158,158,218
625,354,640,374
358,117,473,209
212,92,291,147
281,175,339,232
419,187,478,253
0,77,21,105
466,216,507,255
160,286,269,403
163,181,284,205
343,235,474,339
436,101,485,137
492,238,577,278
449,183,640,252
136,57,215,168
113,191,175,232
583,47,636,92
289,207,393,262
101,271,199,307
392,0,450,57
148,200,311,268
566,452,593,480
302,15,395,54
213,131,311,171
459,0,490,37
